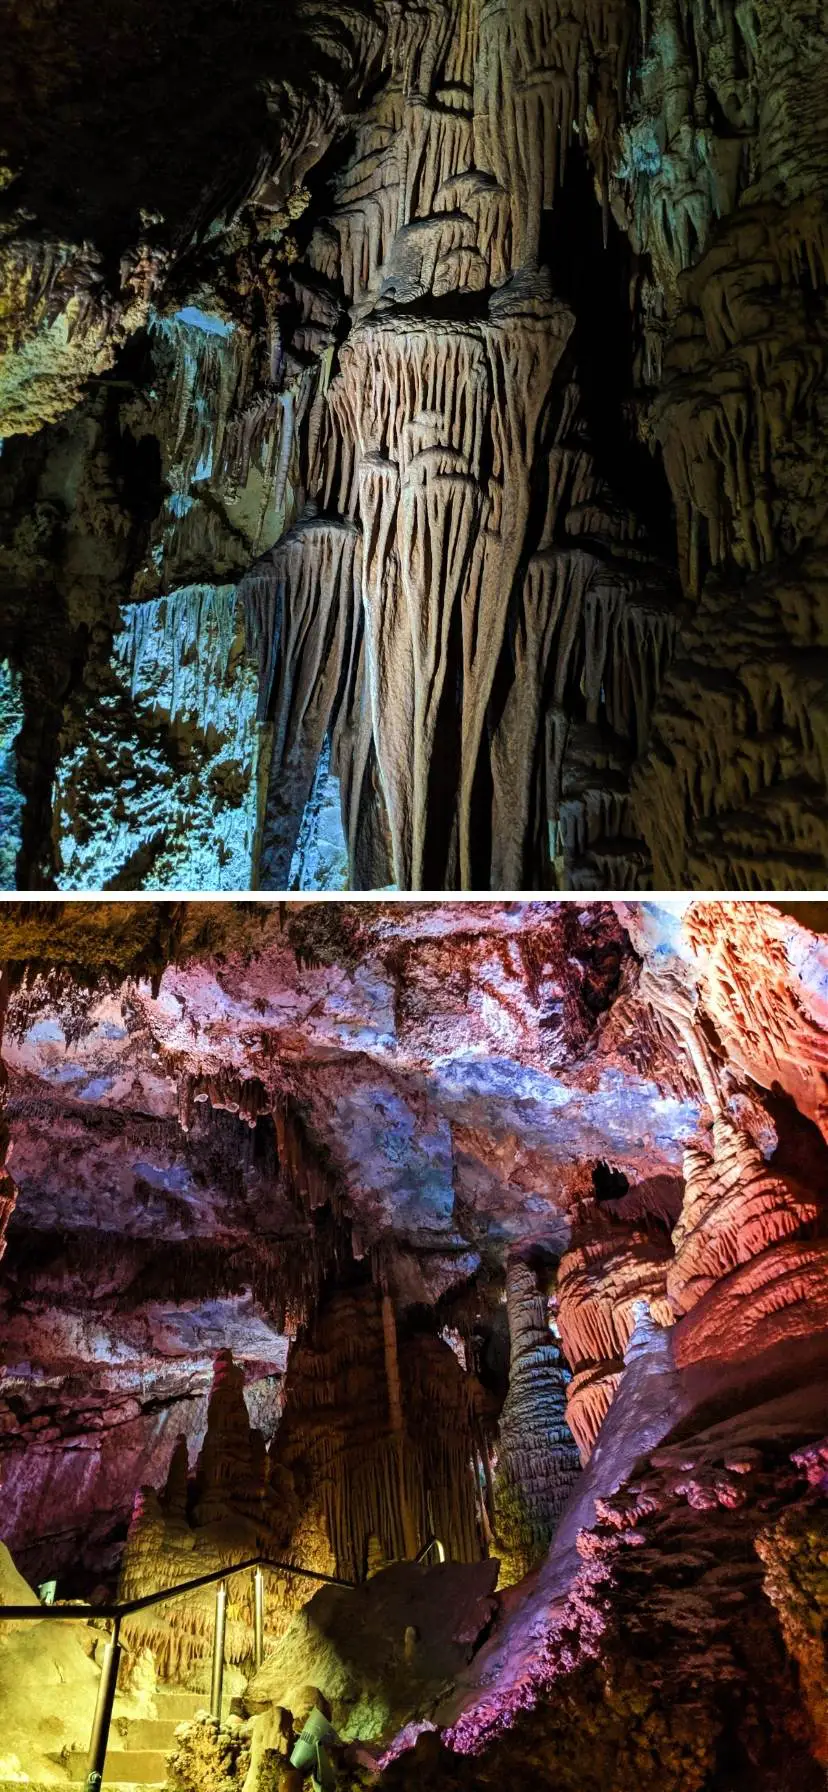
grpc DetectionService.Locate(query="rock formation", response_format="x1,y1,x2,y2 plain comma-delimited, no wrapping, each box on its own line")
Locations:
1,0,825,888
2,897,828,1785
391,1409,828,1792
557,1200,675,1457
0,967,17,1260
110,1292,488,1695
491,1256,580,1583
245,1558,499,1745
267,1284,485,1584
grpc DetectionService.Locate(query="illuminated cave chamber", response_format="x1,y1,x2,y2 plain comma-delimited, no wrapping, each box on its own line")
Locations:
1,898,828,1789
1,0,826,891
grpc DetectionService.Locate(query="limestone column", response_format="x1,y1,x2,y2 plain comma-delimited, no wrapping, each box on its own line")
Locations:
381,1290,420,1561
492,1254,580,1585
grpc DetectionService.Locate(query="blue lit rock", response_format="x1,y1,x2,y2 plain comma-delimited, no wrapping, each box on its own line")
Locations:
53,585,263,890
0,659,24,888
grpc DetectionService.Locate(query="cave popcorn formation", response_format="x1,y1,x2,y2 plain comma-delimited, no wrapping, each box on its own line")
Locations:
0,0,825,888
0,897,826,1788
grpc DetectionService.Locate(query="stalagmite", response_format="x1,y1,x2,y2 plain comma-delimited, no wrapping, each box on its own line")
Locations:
558,1217,674,1457
192,1349,268,1527
492,1256,580,1584
161,1435,191,1521
117,1350,301,1681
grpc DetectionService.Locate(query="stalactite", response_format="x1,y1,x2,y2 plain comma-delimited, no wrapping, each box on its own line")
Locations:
492,1256,580,1585
323,289,572,887
682,900,828,1128
230,0,679,893
150,313,252,495
178,1069,271,1131
9,1222,330,1337
475,0,635,267
668,1115,822,1318
275,1286,483,1585
241,519,362,888
120,585,242,726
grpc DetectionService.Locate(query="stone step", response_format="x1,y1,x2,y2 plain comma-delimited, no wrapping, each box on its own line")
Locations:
64,1750,168,1785
113,1719,179,1749
153,1691,207,1721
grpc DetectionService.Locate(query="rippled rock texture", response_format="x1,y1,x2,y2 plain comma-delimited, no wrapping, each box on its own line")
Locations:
0,0,825,888
1,897,828,1782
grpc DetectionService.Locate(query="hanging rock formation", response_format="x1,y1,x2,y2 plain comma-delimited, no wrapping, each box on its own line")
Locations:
2,899,828,1784
3,0,824,886
273,1285,485,1584
625,0,828,888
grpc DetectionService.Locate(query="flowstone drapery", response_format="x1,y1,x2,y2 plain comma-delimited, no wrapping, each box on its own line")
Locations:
3,0,823,887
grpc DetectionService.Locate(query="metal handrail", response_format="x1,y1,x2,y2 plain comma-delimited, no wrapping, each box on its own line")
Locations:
0,1552,356,1624
1,1542,444,1789
0,1553,356,1792
415,1536,446,1564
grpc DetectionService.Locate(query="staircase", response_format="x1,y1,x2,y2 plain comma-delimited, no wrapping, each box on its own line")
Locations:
61,1691,205,1787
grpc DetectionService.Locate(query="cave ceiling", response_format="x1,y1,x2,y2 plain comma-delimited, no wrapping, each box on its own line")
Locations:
1,0,826,890
1,902,696,1344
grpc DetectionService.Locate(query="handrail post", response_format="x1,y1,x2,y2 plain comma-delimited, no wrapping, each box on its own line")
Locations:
85,1617,121,1792
210,1582,227,1721
415,1536,446,1566
253,1567,264,1670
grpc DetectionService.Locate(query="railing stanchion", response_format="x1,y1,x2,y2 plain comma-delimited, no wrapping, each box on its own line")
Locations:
84,1616,121,1792
210,1582,227,1721
253,1566,264,1670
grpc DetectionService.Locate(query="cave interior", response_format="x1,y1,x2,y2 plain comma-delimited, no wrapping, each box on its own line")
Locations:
0,896,828,1791
1,0,826,892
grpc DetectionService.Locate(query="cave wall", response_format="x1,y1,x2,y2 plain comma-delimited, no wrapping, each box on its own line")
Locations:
1,897,826,1595
0,900,827,1785
0,0,824,888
